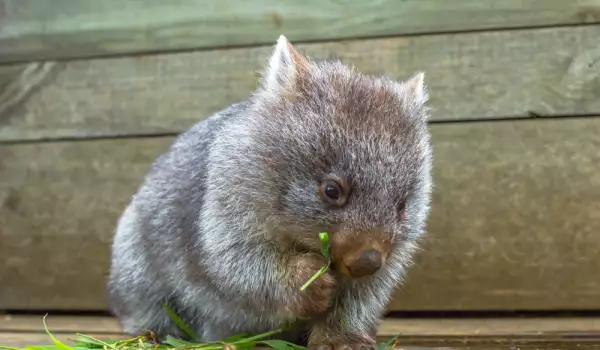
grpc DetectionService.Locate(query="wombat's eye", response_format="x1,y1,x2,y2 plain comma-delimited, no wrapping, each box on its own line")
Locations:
398,202,408,220
324,183,340,200
318,177,349,207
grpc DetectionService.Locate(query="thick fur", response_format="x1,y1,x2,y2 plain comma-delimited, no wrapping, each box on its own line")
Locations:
107,35,433,348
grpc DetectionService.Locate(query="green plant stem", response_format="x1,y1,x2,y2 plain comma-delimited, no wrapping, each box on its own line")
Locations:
299,261,331,291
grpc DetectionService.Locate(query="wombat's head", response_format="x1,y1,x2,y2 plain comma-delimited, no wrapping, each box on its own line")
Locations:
212,35,433,279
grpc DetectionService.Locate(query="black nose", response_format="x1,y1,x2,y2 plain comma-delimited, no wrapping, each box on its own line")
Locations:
346,249,382,277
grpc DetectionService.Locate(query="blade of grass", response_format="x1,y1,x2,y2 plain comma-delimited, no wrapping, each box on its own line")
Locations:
71,335,114,350
300,232,331,291
161,303,200,341
161,335,197,347
299,263,330,291
231,328,285,344
41,315,73,350
260,340,306,350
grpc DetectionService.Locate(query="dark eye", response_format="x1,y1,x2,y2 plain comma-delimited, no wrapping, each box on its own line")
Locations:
398,201,407,220
318,177,349,207
324,183,340,200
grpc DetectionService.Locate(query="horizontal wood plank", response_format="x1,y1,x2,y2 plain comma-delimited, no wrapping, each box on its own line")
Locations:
3,315,600,337
2,26,600,142
1,118,599,311
2,0,600,64
0,315,121,333
3,332,600,349
0,332,127,348
2,315,600,349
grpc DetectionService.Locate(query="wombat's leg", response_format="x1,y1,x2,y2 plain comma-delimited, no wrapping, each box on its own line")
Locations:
107,280,187,340
306,273,399,349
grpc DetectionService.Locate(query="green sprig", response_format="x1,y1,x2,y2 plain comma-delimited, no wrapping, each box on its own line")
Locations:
300,232,331,292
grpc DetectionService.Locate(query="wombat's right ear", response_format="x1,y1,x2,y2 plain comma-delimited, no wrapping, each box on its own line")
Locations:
260,35,309,96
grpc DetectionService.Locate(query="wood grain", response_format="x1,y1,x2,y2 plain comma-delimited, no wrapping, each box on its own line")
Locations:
1,118,599,311
0,333,128,348
2,0,600,64
2,25,600,142
2,314,600,336
0,62,57,117
3,315,600,336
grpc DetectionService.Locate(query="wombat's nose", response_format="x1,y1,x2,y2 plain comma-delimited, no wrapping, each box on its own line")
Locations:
345,249,382,277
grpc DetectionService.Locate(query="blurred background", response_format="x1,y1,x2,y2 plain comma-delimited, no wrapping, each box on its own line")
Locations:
1,0,599,348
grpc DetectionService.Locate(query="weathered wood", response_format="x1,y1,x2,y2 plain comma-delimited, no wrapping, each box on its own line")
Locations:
3,315,600,350
3,332,600,350
0,315,121,333
1,118,599,311
3,316,600,350
4,315,600,337
0,62,57,117
2,26,600,142
0,333,128,348
2,0,600,64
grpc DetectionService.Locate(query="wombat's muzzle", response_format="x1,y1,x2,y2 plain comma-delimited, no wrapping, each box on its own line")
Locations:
343,249,383,277
329,230,391,278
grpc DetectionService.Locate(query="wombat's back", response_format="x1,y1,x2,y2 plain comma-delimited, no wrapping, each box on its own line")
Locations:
106,100,252,337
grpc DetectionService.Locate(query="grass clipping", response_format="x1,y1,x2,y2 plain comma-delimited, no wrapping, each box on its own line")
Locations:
0,232,400,349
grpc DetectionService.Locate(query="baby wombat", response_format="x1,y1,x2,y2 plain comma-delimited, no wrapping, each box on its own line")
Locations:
107,35,433,349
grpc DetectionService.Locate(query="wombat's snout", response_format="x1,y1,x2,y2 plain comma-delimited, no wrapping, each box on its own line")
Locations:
329,228,392,279
343,249,383,277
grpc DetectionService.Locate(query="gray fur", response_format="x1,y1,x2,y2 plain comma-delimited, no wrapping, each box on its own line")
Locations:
107,35,433,347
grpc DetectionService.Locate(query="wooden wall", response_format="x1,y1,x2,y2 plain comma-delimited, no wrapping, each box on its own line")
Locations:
1,0,600,312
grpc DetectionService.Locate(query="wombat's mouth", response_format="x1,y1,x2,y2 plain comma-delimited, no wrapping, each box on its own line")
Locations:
291,229,392,278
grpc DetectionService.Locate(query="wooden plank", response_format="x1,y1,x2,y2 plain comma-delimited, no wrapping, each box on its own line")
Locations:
2,26,600,142
0,315,121,333
1,118,599,311
3,332,600,350
0,333,127,348
2,316,600,350
2,0,600,64
3,315,600,337
0,62,57,118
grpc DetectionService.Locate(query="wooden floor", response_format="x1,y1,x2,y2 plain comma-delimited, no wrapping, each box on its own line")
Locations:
1,315,600,349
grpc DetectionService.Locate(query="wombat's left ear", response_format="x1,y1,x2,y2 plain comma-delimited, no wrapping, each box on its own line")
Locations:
261,35,310,95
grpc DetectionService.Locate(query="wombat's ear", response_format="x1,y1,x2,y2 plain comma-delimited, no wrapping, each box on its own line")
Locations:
260,35,309,95
403,72,428,107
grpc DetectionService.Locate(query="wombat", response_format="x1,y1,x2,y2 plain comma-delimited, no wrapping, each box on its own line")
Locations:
107,35,433,349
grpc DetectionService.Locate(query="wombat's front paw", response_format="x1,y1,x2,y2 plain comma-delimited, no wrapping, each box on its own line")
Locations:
308,344,377,350
287,253,336,318
308,328,378,350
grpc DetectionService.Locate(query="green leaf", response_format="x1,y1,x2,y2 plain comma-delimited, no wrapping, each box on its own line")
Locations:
231,328,285,344
162,335,196,347
220,333,251,342
71,338,102,348
71,335,115,349
299,231,332,291
260,340,306,350
318,232,330,258
41,315,74,350
224,341,257,349
161,303,200,341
